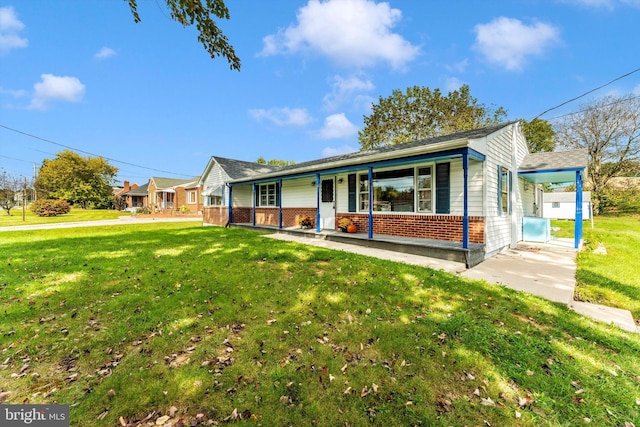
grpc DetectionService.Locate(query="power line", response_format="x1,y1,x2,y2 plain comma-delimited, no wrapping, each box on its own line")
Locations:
0,124,194,178
532,66,640,120
545,94,640,121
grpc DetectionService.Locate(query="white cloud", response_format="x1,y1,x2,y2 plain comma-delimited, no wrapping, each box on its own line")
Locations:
444,76,465,91
249,107,313,127
560,0,615,8
94,46,116,59
321,145,358,157
473,17,561,71
0,6,28,55
323,74,374,110
259,0,420,69
633,84,640,95
29,74,86,110
316,113,359,139
445,59,469,74
0,86,26,98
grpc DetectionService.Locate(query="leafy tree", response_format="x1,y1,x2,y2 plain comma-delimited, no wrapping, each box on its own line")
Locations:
36,150,119,209
127,0,240,70
358,85,507,150
256,157,296,166
554,94,640,212
521,118,555,153
0,169,23,215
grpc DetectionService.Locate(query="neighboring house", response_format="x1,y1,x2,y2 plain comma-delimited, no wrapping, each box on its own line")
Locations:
202,122,588,267
199,157,278,225
148,176,202,214
121,183,149,212
543,191,592,220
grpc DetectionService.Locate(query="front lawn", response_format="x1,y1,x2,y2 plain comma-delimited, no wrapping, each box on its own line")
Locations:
0,207,127,227
1,223,638,426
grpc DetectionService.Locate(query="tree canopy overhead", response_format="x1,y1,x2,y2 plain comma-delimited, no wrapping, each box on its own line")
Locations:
36,150,119,209
521,118,556,153
127,0,240,70
358,85,507,150
554,94,640,211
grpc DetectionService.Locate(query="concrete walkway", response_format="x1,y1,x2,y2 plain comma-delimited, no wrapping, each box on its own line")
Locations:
0,215,202,232
266,233,637,333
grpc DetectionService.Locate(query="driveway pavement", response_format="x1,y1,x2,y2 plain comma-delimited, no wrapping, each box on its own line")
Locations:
0,216,202,232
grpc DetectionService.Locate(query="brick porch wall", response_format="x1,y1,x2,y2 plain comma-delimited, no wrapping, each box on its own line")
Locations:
203,206,228,226
230,207,318,227
338,213,485,244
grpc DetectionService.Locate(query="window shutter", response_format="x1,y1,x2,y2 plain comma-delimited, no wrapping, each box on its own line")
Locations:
276,182,281,207
497,165,502,215
347,174,356,212
435,163,450,214
254,184,259,207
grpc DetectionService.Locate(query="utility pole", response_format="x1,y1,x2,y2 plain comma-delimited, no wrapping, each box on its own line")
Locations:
22,176,26,222
33,162,37,202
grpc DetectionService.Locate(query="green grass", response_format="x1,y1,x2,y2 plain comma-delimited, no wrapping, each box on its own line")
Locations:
571,216,640,320
1,223,639,426
0,207,127,226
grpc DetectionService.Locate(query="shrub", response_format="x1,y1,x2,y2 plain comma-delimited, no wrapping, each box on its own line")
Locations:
30,199,71,217
298,215,314,228
134,206,151,215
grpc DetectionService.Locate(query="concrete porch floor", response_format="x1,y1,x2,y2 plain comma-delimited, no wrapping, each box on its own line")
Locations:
262,229,637,333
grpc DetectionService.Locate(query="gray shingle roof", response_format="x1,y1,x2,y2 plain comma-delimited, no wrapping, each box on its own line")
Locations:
151,177,199,189
213,156,279,179
122,183,148,196
519,149,588,172
232,122,515,182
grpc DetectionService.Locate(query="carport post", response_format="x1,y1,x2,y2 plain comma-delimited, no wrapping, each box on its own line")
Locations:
278,178,283,229
227,184,233,224
368,167,374,240
252,183,257,227
575,171,583,249
315,174,321,233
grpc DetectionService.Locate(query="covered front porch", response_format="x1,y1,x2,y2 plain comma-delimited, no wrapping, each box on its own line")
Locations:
229,222,485,268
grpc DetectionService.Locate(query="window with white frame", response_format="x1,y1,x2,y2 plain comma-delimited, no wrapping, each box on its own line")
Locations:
187,191,196,204
258,183,277,207
498,166,510,215
357,165,437,213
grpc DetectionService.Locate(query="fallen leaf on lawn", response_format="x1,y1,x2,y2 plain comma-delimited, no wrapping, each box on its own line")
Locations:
155,415,170,425
575,389,584,394
96,410,108,421
371,383,378,393
169,406,178,417
480,397,495,406
436,397,452,413
0,391,11,402
329,374,335,382
636,399,640,405
515,410,521,419
518,395,533,407
119,416,127,426
267,319,276,325
343,387,352,395
473,389,481,397
361,387,369,397
341,364,348,373
583,417,591,423
624,422,636,427
526,370,534,376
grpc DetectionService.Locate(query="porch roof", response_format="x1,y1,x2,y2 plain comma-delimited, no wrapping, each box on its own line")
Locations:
518,149,588,184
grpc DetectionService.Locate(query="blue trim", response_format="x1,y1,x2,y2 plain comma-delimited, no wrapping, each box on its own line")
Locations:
368,167,373,239
462,151,469,249
575,171,583,249
278,179,283,229
252,184,256,226
467,147,486,162
518,167,584,176
227,184,233,224
315,174,321,233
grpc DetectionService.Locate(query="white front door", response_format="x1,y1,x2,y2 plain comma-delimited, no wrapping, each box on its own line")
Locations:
319,178,335,230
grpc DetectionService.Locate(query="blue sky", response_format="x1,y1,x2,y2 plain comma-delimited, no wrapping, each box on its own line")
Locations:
1,0,639,185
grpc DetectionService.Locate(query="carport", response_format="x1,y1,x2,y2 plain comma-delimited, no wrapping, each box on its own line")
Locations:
517,149,589,249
